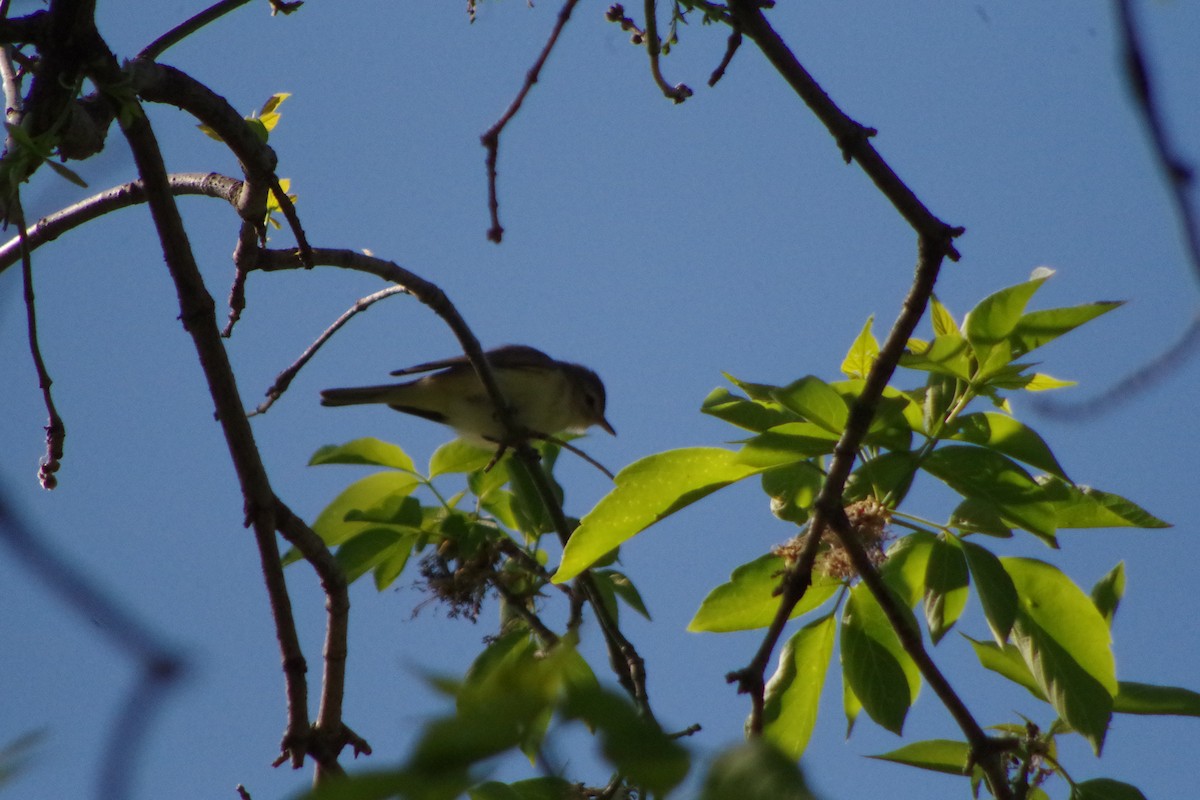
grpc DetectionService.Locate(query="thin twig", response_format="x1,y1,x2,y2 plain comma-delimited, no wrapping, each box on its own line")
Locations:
642,0,692,103
16,202,65,489
137,0,254,61
708,28,741,87
480,0,581,243
248,285,410,416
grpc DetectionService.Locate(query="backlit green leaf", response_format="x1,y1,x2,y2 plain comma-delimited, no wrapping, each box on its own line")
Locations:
949,412,1069,481
964,277,1047,349
1091,562,1125,627
869,738,974,776
841,316,879,379
701,386,797,432
762,615,837,758
310,437,417,472
924,446,1057,542
688,553,839,632
900,334,972,381
311,472,420,548
772,376,849,434
840,583,921,734
430,439,494,477
1011,302,1122,358
1039,477,1170,530
924,538,968,644
699,741,816,800
930,295,958,337
965,636,1043,698
960,539,1017,642
555,448,760,582
737,422,840,468
1003,557,1116,752
1113,682,1200,716
1071,778,1147,800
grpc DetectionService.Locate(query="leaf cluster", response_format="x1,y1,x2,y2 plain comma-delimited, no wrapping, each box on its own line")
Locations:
542,273,1191,798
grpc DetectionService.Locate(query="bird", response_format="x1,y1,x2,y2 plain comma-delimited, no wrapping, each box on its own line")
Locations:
320,344,615,446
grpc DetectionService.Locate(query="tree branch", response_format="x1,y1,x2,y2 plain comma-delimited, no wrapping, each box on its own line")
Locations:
138,0,255,61
0,173,243,276
248,285,411,416
726,0,963,260
641,0,692,103
480,0,581,243
83,37,340,774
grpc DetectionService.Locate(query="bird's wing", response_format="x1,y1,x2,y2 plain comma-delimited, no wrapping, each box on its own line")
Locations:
389,345,552,377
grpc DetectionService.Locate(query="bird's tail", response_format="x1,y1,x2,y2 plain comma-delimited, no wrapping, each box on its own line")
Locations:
320,384,409,407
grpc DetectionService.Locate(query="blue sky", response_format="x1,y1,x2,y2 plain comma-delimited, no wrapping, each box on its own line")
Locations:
2,2,1198,798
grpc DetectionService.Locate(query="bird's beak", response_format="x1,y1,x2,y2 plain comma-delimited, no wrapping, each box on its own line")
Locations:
598,416,616,436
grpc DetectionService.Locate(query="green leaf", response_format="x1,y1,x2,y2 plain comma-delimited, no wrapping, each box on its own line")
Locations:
1038,477,1171,530
840,582,921,734
701,386,798,432
344,494,423,526
844,671,864,734
900,333,972,381
688,553,838,633
554,448,760,582
1113,681,1200,716
772,376,849,434
832,381,919,451
845,451,919,506
959,539,1017,642
470,777,579,800
1021,372,1077,391
1010,302,1123,358
1003,557,1117,752
924,538,968,644
255,92,291,133
591,569,651,621
930,296,958,337
949,412,1069,481
1071,778,1148,800
841,316,879,379
762,614,837,758
309,437,417,472
737,422,839,468
963,277,1047,351
924,446,1057,543
561,687,689,794
700,741,816,800
507,456,559,537
761,462,823,524
44,159,88,188
869,738,974,776
430,439,494,477
965,636,1043,698
1091,562,1125,627
880,531,936,607
310,472,420,548
949,499,1014,538
335,527,414,584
